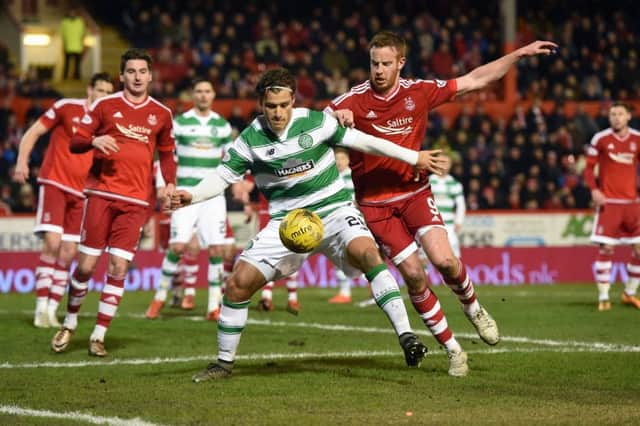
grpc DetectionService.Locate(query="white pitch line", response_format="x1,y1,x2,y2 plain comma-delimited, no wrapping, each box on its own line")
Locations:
2,344,640,370
0,404,164,426
3,309,639,353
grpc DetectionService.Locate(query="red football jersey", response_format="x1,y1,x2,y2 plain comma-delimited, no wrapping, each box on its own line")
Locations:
38,99,93,197
75,92,175,206
586,128,640,201
327,78,457,203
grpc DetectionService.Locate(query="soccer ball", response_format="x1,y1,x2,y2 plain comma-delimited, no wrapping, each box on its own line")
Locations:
279,209,324,253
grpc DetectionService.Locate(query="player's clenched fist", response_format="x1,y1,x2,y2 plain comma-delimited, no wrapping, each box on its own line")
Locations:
170,190,193,210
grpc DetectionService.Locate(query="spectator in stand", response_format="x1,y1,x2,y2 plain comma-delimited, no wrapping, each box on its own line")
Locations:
13,184,36,213
60,8,86,80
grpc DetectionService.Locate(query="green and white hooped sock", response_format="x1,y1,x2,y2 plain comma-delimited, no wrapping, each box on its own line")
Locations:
155,250,180,302
208,256,223,312
367,264,412,336
217,296,250,363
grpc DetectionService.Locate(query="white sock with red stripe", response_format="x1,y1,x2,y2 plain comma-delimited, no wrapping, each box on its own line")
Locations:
595,251,612,301
47,259,70,317
286,272,298,302
182,254,199,297
261,282,274,301
443,263,480,316
63,269,90,330
409,286,461,353
625,253,640,296
336,269,351,297
91,274,125,342
35,254,56,313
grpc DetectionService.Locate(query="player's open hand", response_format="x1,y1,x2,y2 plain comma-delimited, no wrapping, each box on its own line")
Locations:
416,149,448,176
12,162,29,184
170,190,193,210
333,109,355,128
518,40,558,57
91,135,119,155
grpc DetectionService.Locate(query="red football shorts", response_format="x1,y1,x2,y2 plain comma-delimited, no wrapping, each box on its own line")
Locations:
224,216,235,245
157,212,171,250
34,183,85,242
591,201,640,245
79,195,149,261
359,188,445,265
258,209,270,231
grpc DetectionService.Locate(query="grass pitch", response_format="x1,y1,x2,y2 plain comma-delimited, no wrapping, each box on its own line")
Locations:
1,284,639,425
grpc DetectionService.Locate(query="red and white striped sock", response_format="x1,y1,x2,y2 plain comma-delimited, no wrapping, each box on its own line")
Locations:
182,254,199,297
63,269,90,330
91,274,125,342
443,263,480,315
625,253,640,296
48,259,70,316
287,272,298,302
35,254,56,313
595,251,612,301
409,287,461,352
261,282,274,300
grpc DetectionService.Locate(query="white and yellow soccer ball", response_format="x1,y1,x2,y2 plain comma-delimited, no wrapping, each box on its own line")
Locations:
279,208,324,253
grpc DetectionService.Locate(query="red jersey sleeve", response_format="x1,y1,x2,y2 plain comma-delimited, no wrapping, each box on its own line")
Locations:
327,91,354,112
38,101,64,130
75,100,103,139
423,79,457,109
583,134,601,190
156,112,175,152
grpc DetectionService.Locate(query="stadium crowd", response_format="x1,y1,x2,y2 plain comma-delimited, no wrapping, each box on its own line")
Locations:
1,0,639,215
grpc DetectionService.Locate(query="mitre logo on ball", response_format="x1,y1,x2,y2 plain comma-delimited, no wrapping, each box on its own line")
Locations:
279,209,324,253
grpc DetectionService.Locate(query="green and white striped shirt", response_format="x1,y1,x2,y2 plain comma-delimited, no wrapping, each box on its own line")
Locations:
218,108,354,219
173,109,232,189
429,174,466,228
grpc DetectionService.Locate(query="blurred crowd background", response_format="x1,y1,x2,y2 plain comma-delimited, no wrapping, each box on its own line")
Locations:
1,0,639,215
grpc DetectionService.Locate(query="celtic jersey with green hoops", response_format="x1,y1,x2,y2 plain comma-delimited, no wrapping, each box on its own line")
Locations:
428,174,465,228
218,108,355,219
174,108,232,189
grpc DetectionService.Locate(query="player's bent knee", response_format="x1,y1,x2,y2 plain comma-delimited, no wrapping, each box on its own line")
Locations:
433,255,458,276
399,261,427,290
347,238,382,271
598,245,614,256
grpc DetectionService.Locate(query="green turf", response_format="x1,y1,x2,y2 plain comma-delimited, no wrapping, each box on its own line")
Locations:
1,284,639,425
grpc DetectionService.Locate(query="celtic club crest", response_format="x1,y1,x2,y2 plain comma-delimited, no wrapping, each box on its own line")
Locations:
298,134,313,149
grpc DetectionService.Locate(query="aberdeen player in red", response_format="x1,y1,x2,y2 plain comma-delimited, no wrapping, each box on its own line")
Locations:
51,48,177,357
584,102,640,311
13,73,113,328
328,31,557,373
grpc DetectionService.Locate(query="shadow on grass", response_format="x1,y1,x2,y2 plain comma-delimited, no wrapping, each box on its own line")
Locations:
154,356,440,384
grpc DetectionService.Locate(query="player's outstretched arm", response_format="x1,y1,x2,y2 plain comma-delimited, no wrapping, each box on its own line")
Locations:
13,120,48,183
339,128,448,175
456,40,558,96
179,170,229,207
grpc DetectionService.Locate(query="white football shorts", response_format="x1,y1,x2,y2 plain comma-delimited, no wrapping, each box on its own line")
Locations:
239,204,374,282
170,194,227,246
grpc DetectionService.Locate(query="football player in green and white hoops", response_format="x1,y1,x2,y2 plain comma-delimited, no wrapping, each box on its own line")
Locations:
146,78,233,321
171,68,449,382
428,156,465,257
